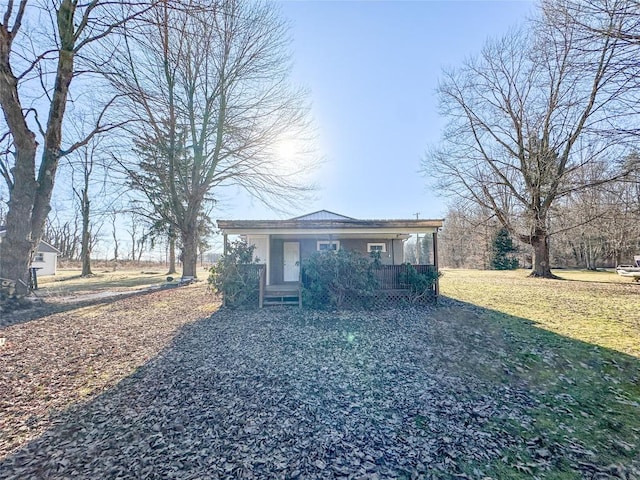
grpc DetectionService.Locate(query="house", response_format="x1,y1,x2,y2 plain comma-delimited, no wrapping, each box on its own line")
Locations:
216,210,444,306
0,227,61,276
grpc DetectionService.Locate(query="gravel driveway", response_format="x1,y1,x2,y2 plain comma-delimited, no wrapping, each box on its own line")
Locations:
1,307,532,479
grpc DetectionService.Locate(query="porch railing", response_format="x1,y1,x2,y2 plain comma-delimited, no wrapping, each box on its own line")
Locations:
259,265,266,308
373,264,437,290
234,263,265,308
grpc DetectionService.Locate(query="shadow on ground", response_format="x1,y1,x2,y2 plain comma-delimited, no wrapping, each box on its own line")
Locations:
1,284,180,329
1,299,639,479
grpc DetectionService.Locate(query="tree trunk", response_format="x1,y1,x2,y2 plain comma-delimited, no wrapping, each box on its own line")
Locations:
0,1,76,295
529,235,556,278
1,148,38,294
112,215,119,271
0,27,39,295
181,230,198,280
167,234,177,275
80,188,92,276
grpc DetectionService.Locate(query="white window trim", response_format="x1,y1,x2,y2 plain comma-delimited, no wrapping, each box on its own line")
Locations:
33,253,45,262
367,242,386,253
317,240,340,251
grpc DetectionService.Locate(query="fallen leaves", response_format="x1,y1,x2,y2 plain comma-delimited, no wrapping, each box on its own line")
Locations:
0,283,219,458
1,305,535,479
1,292,639,479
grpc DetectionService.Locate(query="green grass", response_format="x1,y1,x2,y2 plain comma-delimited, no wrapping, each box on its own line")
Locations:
441,268,640,357
438,268,640,478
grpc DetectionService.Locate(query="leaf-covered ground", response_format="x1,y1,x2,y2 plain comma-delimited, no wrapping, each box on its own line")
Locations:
1,304,535,479
0,283,219,459
1,272,639,479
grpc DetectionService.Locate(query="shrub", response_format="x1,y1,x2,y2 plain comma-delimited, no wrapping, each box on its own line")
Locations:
490,228,520,270
208,240,262,307
398,264,441,303
301,249,378,309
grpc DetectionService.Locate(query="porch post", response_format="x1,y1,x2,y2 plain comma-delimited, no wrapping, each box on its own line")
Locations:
433,230,440,297
223,233,228,256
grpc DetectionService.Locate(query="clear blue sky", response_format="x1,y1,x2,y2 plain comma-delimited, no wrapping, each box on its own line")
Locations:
222,0,535,222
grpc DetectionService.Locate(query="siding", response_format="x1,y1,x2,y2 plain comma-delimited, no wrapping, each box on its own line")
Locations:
269,236,409,283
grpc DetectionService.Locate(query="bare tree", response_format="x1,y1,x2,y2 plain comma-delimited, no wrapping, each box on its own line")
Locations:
439,203,502,269
551,158,640,268
71,143,101,277
110,0,314,280
110,211,120,270
43,209,80,260
0,1,153,294
425,4,640,278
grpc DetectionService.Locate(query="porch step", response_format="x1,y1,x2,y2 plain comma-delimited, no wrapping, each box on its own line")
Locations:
262,294,301,307
261,283,302,307
263,301,300,306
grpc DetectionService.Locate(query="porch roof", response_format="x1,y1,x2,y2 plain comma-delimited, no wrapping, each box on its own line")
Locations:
217,211,444,235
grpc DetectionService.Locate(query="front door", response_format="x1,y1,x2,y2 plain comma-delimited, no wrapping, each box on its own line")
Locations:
283,242,300,282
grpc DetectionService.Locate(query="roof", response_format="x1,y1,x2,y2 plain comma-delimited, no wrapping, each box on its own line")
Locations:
290,210,355,221
38,240,61,254
0,227,61,254
217,211,444,235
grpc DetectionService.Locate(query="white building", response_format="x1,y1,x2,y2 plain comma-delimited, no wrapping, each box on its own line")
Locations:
0,227,61,276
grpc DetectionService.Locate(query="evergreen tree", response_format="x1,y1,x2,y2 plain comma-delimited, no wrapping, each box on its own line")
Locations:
490,228,520,270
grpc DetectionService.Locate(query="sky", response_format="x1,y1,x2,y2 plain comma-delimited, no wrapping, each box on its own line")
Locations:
222,0,535,222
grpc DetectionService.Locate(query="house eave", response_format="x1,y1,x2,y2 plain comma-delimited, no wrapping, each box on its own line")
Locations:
217,219,444,236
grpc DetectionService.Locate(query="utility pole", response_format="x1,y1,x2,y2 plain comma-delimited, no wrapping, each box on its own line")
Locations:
414,212,420,264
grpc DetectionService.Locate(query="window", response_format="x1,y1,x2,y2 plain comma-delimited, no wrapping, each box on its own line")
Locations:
317,240,340,251
367,243,386,253
33,253,44,262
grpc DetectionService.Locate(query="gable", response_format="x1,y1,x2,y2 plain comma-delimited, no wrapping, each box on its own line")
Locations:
38,241,61,254
290,210,354,221
0,227,61,254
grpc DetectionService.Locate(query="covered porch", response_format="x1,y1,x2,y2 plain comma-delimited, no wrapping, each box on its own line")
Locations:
218,211,444,308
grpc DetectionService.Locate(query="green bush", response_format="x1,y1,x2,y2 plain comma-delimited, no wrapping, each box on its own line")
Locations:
398,263,441,303
490,228,520,270
301,249,378,309
208,240,262,307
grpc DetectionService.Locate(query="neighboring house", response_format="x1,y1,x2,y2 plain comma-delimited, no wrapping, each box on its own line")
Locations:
0,227,61,276
217,210,444,305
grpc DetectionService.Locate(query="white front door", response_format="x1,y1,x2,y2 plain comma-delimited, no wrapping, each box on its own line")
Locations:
283,242,300,282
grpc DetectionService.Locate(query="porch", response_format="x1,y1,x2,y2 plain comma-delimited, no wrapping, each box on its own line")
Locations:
242,263,439,308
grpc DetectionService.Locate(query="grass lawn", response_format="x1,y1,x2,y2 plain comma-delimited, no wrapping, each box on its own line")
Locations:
440,268,640,478
35,266,212,298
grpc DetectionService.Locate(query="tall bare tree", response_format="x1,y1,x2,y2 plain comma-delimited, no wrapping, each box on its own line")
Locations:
111,0,313,279
70,140,112,277
425,3,640,278
0,1,153,294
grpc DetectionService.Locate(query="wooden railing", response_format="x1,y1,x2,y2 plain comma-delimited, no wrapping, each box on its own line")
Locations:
259,265,266,308
373,264,437,290
235,263,266,307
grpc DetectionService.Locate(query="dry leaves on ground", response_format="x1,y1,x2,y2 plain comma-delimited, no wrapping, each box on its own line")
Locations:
0,283,220,457
1,304,535,479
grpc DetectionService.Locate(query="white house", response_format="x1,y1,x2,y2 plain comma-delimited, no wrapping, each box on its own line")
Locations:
217,210,444,306
0,227,61,276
